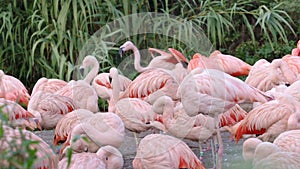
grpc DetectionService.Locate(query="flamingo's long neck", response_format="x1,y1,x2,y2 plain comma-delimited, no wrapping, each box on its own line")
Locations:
84,62,99,84
109,69,121,112
132,45,146,72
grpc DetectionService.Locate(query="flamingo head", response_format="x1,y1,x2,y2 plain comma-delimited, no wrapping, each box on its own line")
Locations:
119,41,135,57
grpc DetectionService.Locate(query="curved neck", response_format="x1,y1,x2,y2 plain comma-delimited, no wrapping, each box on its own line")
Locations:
84,62,99,84
132,45,146,72
108,69,121,112
271,59,296,84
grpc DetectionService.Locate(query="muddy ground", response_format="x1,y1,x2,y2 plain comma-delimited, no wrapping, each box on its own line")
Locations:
34,129,253,169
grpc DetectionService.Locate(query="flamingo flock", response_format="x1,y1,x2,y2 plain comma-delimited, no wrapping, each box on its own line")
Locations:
1,40,300,169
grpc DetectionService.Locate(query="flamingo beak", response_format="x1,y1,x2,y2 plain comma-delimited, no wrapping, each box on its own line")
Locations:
79,67,85,76
119,48,124,57
108,76,112,84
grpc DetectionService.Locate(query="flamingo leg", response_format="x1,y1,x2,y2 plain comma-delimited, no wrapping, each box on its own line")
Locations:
199,141,204,161
133,132,139,147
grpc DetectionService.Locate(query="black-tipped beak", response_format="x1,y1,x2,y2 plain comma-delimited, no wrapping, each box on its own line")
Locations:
80,68,85,76
108,76,112,84
119,48,124,57
180,61,189,68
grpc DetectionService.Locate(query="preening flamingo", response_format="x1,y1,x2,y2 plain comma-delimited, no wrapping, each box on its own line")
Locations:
31,77,67,96
27,91,77,130
0,70,30,106
234,94,300,143
291,40,300,56
120,68,179,104
177,68,272,169
92,72,131,101
56,55,99,112
245,59,298,91
59,112,125,156
53,109,94,145
108,67,165,144
188,50,252,76
132,134,205,169
0,98,41,130
119,41,188,72
0,125,58,169
59,145,124,169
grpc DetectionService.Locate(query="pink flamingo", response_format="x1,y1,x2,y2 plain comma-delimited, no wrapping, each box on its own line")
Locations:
0,70,30,106
27,91,77,129
188,50,252,76
234,94,300,143
59,112,125,157
31,77,67,96
53,108,93,145
0,125,58,168
119,41,188,72
59,145,123,169
282,54,300,75
56,55,99,112
0,98,41,130
132,134,205,169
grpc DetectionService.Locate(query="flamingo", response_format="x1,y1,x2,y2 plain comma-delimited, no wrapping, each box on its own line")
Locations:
119,67,179,104
59,112,125,157
0,125,58,168
53,109,94,145
188,50,252,76
92,72,131,101
291,40,300,56
245,59,298,91
252,141,300,169
282,54,300,74
234,94,300,143
55,55,99,112
0,98,41,130
108,67,165,144
59,145,124,169
132,134,205,169
27,91,77,130
0,70,30,106
31,77,67,96
119,41,188,72
177,68,273,169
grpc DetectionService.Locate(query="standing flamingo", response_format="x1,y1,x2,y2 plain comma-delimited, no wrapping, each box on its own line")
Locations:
31,77,67,96
28,91,77,129
0,98,41,130
108,67,165,145
119,41,188,72
59,145,124,169
188,50,252,76
291,40,300,56
0,125,58,168
0,70,30,106
177,68,273,169
132,134,205,169
56,55,99,112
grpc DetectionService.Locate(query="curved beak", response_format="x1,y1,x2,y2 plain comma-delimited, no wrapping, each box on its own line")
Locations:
119,48,124,57
79,67,85,76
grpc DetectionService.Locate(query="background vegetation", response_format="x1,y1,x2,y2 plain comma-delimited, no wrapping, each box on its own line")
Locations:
0,0,299,90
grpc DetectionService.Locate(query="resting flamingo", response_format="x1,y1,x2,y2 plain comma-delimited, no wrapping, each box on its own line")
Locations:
92,72,131,101
55,55,99,112
0,98,41,130
59,145,123,169
291,40,300,56
31,77,67,96
119,41,188,72
0,70,30,106
188,50,252,76
0,125,58,168
233,94,300,143
108,67,165,144
177,68,273,169
28,91,77,129
53,109,93,145
282,54,300,74
133,134,205,169
59,112,125,157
